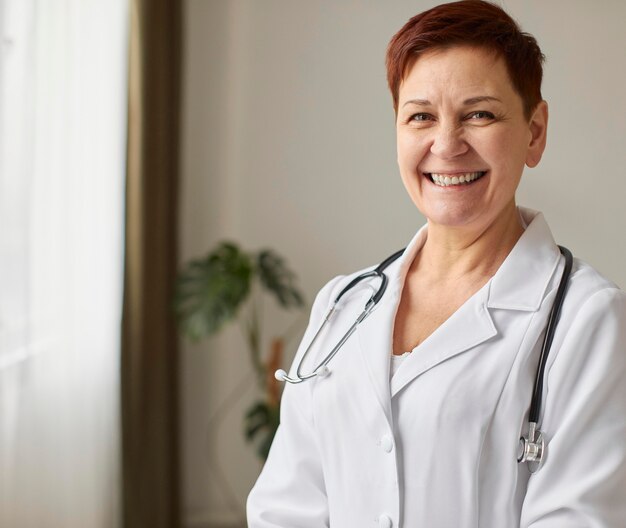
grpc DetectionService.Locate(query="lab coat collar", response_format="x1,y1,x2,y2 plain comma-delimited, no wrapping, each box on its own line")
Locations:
382,207,562,310
486,207,562,312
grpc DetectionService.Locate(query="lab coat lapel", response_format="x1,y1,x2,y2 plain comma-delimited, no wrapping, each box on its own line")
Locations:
390,285,497,397
355,226,427,424
356,285,400,424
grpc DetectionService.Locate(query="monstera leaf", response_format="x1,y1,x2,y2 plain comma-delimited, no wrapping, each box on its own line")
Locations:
175,241,304,460
174,242,253,340
256,250,305,309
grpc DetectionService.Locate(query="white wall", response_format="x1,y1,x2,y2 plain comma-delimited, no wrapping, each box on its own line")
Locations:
179,1,626,525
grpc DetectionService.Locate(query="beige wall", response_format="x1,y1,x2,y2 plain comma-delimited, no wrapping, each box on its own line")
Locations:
179,1,626,525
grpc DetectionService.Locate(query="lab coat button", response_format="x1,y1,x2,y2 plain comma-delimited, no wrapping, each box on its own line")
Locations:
380,434,393,453
378,513,392,528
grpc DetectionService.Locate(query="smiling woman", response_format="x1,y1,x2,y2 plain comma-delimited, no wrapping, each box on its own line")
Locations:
395,46,547,236
246,1,626,526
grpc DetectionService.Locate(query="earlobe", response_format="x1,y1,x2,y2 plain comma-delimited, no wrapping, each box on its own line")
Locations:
526,100,548,168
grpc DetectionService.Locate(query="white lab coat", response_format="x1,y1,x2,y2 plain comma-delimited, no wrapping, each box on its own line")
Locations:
247,208,626,527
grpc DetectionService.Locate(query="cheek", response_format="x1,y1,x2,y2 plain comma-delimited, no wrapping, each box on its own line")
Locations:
396,131,427,169
472,128,526,176
492,126,531,166
500,142,529,180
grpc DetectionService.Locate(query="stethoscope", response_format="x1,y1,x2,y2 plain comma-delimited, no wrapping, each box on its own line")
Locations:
275,245,573,470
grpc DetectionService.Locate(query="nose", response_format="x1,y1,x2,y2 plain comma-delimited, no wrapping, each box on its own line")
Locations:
430,124,469,159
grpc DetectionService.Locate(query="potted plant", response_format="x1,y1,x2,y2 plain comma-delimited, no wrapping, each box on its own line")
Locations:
174,241,305,459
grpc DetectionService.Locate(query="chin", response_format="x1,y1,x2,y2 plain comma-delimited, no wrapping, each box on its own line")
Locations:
420,203,484,229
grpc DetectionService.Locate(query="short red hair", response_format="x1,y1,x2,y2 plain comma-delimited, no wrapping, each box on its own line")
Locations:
386,0,544,119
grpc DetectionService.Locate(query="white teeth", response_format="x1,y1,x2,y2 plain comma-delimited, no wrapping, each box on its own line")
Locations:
429,171,485,187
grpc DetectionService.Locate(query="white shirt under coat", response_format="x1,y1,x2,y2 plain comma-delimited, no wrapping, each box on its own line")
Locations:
247,207,626,527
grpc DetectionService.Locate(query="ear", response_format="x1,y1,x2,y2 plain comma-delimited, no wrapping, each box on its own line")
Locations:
525,100,548,168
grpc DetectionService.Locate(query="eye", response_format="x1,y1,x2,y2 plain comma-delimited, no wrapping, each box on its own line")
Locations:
467,110,495,120
406,113,435,127
410,113,434,122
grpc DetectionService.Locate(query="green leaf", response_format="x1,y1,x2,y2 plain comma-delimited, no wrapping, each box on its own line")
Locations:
257,431,275,460
256,250,305,309
244,399,280,460
245,402,269,422
174,242,253,340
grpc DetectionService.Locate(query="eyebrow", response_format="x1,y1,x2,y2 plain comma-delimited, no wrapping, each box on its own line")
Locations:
402,95,503,108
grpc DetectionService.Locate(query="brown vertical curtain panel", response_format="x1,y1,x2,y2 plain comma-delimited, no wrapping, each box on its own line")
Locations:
122,0,182,527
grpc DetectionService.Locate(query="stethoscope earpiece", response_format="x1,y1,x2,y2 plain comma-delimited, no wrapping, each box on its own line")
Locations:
317,365,331,378
274,369,288,382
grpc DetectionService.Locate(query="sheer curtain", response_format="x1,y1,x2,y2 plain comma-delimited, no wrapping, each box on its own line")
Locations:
0,1,127,527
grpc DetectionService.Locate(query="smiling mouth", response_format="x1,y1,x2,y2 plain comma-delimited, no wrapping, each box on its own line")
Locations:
425,171,487,187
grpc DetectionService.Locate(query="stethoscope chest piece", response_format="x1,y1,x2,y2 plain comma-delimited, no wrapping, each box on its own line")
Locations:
517,421,545,472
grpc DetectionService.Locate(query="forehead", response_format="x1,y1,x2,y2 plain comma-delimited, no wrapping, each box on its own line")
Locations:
399,45,518,105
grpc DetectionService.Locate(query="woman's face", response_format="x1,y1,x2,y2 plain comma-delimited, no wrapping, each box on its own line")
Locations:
396,45,547,233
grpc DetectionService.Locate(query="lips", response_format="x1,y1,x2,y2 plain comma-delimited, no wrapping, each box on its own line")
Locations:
425,171,487,187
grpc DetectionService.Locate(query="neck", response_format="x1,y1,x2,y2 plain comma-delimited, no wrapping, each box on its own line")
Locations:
415,203,524,283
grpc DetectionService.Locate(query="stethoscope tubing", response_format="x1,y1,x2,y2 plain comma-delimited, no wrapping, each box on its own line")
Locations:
529,245,573,423
277,249,404,385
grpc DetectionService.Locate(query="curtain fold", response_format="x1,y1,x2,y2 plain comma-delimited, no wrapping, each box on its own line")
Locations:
122,0,182,527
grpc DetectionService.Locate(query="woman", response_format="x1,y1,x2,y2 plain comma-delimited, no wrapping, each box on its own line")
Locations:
248,1,626,526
